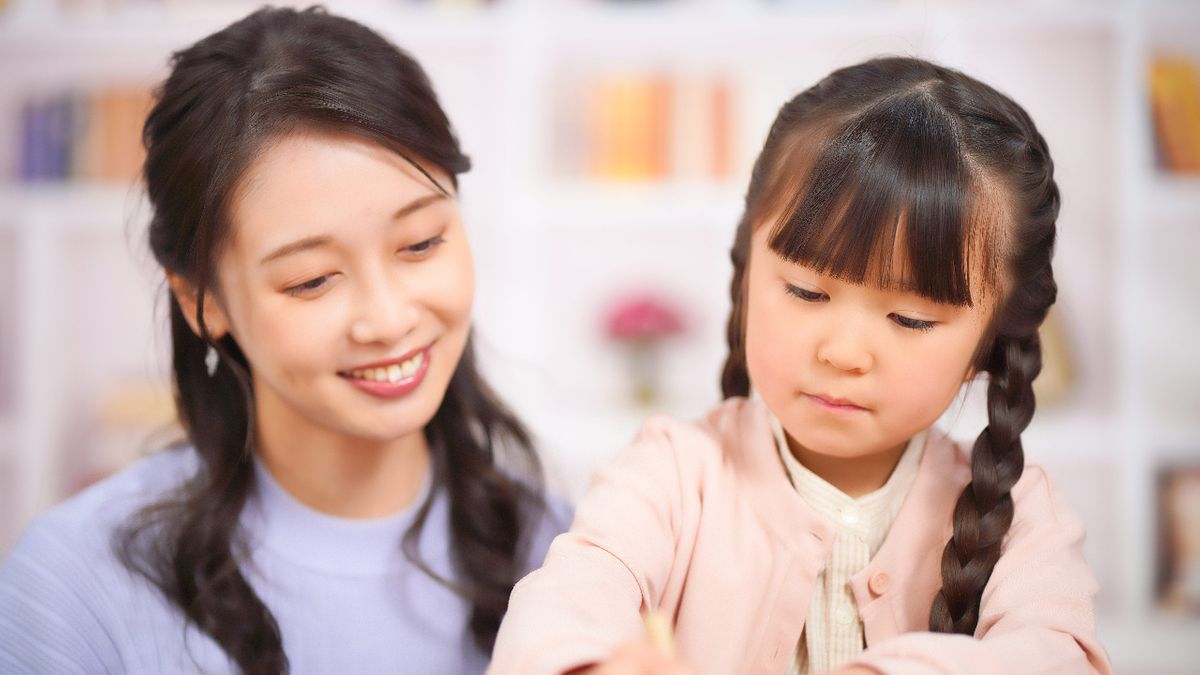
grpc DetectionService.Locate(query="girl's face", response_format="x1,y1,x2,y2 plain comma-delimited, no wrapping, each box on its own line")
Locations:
744,224,993,460
197,130,474,449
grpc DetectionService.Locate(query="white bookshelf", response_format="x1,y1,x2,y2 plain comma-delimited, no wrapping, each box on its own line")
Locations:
0,1,1196,672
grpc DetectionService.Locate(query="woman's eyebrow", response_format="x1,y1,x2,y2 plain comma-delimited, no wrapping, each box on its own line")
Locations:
259,235,333,266
392,192,446,222
259,192,447,266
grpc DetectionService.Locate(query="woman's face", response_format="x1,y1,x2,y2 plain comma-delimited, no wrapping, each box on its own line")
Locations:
196,129,474,449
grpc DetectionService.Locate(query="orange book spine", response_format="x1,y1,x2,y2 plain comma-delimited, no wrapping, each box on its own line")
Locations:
1149,57,1200,174
1170,59,1200,174
590,76,671,182
709,78,731,180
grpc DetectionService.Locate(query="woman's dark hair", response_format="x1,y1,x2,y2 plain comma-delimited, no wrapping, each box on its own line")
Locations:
115,7,544,673
720,57,1059,635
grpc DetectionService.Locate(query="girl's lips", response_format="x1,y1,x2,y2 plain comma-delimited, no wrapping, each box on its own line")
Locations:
340,346,431,400
805,392,868,413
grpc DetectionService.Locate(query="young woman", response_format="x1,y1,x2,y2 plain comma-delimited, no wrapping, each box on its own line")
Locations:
0,7,564,674
491,56,1111,674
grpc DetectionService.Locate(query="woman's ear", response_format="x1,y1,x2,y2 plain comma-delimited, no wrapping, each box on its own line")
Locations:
167,273,230,340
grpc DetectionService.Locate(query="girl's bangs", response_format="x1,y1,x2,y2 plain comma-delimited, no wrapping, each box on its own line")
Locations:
767,89,1003,307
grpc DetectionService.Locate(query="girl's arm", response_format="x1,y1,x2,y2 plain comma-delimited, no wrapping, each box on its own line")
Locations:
489,418,692,675
844,465,1112,675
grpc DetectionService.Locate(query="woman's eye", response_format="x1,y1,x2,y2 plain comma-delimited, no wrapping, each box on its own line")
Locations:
889,313,936,332
284,275,331,297
784,283,828,302
403,234,445,256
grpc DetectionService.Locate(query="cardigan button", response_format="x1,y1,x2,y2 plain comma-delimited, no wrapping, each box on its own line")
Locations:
838,507,861,525
869,572,892,596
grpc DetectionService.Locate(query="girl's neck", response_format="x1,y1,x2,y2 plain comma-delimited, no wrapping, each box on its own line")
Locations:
254,407,431,520
787,436,909,499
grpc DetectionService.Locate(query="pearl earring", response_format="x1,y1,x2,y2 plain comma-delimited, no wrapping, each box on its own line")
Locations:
205,345,219,377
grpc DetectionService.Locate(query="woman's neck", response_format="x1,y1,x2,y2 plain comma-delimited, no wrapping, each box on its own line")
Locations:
787,436,908,499
254,405,431,520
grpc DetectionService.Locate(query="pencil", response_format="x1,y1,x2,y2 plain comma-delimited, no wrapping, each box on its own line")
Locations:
643,609,675,656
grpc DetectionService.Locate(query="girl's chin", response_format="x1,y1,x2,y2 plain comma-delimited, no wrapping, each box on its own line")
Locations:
786,428,881,458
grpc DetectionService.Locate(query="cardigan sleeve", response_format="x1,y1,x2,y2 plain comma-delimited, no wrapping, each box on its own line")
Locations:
488,417,691,675
0,516,124,674
849,465,1112,675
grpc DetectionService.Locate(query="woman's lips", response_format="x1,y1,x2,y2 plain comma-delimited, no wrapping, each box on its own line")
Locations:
339,346,431,399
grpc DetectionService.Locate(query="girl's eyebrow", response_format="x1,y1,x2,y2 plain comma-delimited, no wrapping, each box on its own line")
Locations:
780,257,926,297
259,192,447,266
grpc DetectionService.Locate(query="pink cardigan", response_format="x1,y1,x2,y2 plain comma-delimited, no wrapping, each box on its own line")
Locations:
490,398,1111,674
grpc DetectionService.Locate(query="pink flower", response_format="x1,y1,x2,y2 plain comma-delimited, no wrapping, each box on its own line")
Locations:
605,294,684,343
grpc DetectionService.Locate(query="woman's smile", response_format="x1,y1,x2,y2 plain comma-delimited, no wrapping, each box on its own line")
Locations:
339,345,432,399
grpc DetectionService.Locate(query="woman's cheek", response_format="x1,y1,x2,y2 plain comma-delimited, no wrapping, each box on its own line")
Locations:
429,245,475,319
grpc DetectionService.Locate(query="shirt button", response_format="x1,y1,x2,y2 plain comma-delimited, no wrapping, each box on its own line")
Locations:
869,572,891,596
839,508,860,525
835,604,856,625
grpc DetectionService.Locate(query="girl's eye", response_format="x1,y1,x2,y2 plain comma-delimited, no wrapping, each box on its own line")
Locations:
403,234,445,256
784,283,828,302
284,275,331,297
889,313,936,332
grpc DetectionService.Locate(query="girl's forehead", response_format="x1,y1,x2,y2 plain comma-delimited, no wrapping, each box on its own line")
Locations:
753,208,1003,309
747,92,1016,310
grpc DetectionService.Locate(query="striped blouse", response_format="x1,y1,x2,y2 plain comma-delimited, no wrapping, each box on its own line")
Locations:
769,414,925,674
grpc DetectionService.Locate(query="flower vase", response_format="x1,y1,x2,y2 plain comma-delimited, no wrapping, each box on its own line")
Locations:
626,339,660,408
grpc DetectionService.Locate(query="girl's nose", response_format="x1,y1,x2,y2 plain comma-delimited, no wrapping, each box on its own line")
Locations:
815,322,873,374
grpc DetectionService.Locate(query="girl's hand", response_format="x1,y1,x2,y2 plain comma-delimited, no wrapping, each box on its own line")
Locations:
568,641,696,675
828,666,879,675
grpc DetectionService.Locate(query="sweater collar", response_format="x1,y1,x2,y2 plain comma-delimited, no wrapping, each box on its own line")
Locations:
719,398,961,558
239,458,437,577
769,409,925,552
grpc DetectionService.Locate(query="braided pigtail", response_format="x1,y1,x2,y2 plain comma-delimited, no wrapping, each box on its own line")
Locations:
929,101,1060,634
720,216,753,399
929,332,1041,633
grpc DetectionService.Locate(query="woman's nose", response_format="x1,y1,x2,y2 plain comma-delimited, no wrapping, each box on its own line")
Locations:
348,274,419,346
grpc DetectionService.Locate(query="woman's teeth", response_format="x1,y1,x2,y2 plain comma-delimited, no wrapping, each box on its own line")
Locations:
346,352,424,383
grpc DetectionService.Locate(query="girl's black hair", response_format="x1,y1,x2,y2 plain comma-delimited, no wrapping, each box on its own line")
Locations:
116,7,544,673
721,56,1059,635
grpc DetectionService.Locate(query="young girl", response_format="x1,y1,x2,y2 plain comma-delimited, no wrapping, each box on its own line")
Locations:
490,57,1111,674
0,7,564,674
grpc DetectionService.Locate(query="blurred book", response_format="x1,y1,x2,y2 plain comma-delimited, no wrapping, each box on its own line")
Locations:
672,74,732,181
18,95,72,182
1148,55,1200,175
16,85,153,184
72,379,178,490
57,0,497,10
1034,307,1075,408
556,72,733,183
0,231,14,414
589,75,671,181
1157,462,1200,616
